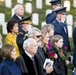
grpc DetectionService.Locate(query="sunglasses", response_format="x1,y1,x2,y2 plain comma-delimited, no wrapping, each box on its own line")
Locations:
36,35,42,38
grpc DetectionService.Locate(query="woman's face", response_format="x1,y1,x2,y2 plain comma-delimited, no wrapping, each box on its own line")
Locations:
10,48,17,59
42,33,49,44
11,23,18,33
48,29,54,37
55,38,63,48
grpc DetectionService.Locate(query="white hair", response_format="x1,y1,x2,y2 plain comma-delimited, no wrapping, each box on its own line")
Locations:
28,27,41,38
13,4,23,13
23,38,37,50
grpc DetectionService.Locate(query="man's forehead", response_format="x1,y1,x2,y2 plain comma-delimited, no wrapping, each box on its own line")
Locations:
34,31,41,35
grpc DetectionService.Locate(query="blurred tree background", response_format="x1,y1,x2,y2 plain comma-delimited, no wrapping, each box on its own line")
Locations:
0,0,75,74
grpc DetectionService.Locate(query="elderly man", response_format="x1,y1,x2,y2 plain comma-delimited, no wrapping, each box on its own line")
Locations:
11,4,25,31
28,27,42,45
28,27,53,75
16,38,43,75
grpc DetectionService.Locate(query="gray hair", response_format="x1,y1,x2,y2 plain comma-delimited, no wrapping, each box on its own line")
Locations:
23,38,37,50
13,4,23,13
28,27,41,38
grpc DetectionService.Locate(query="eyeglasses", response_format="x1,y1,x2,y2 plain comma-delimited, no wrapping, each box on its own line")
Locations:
36,35,42,38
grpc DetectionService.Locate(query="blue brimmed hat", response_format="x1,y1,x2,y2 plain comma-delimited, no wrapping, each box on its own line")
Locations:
53,7,66,15
49,0,62,6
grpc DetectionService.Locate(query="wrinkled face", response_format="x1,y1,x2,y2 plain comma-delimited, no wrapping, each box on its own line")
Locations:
48,29,54,37
16,5,24,17
42,33,49,44
10,48,17,59
33,31,42,42
22,24,32,31
27,42,38,56
55,38,63,48
11,23,18,34
26,24,32,31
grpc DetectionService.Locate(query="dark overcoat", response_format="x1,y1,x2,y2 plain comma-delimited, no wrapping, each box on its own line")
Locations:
36,47,47,75
50,46,67,75
16,52,43,75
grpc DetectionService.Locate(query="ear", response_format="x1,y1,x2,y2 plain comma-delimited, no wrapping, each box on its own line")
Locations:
54,42,57,46
25,46,29,51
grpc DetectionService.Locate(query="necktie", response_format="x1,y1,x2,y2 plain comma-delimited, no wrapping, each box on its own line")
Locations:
64,27,67,34
31,57,38,75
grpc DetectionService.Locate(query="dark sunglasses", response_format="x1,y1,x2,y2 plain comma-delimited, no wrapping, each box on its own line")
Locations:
36,35,42,38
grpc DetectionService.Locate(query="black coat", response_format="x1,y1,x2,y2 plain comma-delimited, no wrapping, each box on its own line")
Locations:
16,52,43,75
50,46,67,75
36,47,47,75
11,14,21,21
36,47,54,75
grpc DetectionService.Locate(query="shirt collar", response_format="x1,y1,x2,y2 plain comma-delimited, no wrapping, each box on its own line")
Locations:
56,18,61,22
24,50,33,60
16,14,22,20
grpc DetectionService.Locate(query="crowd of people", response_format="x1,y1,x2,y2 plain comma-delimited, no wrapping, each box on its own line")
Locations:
0,0,76,75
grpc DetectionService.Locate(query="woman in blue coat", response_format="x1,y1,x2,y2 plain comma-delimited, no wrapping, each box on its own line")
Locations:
0,44,22,75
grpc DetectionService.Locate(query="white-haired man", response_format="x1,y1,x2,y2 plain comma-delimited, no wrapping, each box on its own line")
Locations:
10,4,25,31
28,27,42,45
16,38,43,75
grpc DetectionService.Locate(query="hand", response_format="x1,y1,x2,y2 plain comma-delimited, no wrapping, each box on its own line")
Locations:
54,54,58,59
45,66,53,74
66,60,70,65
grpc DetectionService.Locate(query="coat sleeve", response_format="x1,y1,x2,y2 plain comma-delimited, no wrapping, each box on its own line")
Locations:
15,55,28,74
1,66,10,75
46,12,56,24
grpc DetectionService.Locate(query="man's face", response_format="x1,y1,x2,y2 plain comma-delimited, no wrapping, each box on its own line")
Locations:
33,31,42,42
27,42,38,56
52,4,62,10
22,24,32,31
16,5,24,17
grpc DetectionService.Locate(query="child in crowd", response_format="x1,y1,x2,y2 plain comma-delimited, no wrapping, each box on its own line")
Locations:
51,35,68,75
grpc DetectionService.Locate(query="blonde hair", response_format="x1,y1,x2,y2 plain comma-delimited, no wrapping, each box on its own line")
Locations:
41,24,54,33
51,35,64,57
40,30,48,47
